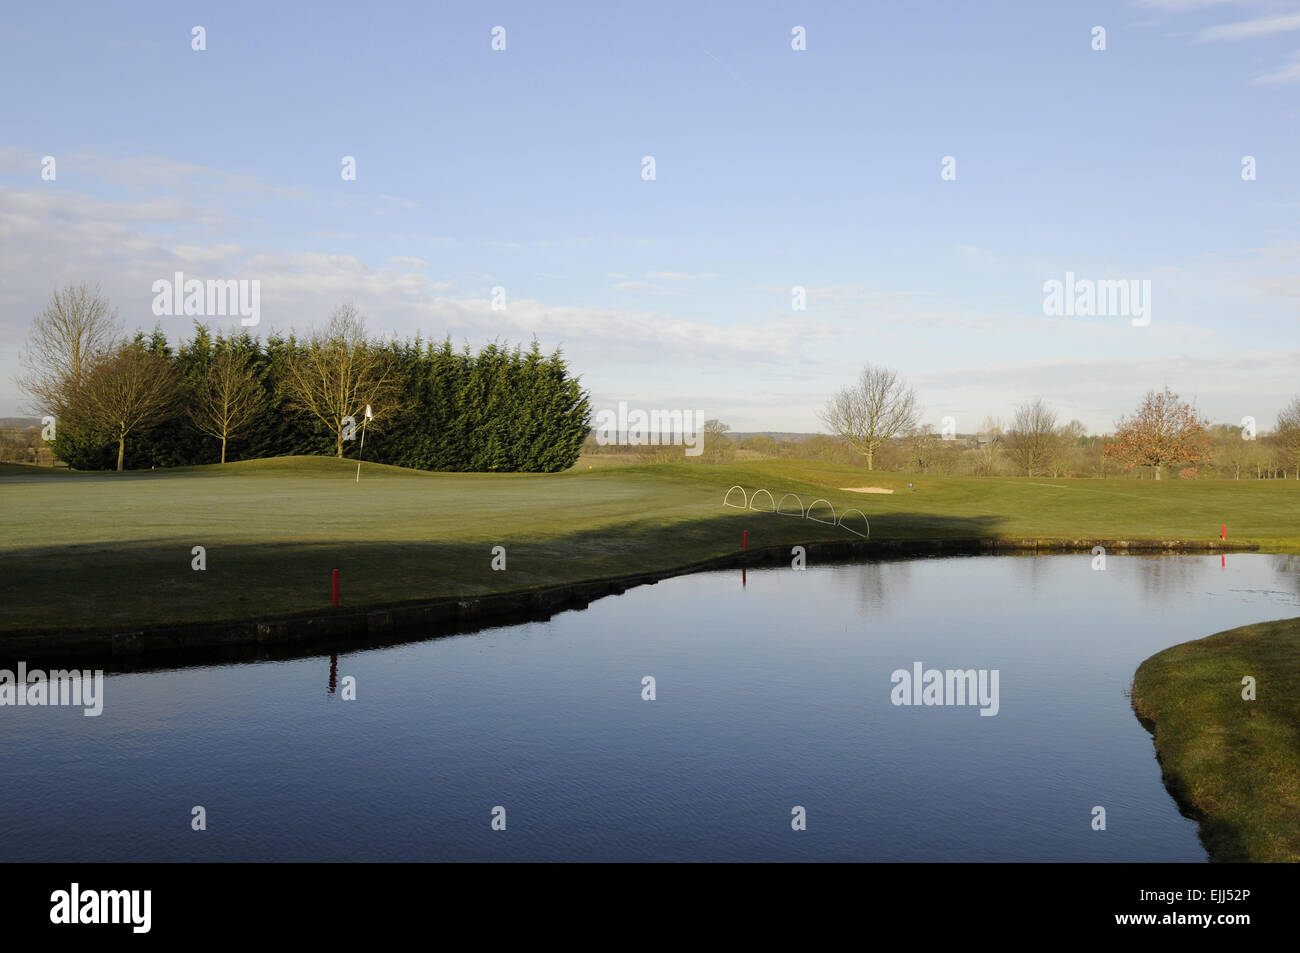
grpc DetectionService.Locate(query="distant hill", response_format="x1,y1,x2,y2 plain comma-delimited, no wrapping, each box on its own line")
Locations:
0,418,40,429
728,432,822,442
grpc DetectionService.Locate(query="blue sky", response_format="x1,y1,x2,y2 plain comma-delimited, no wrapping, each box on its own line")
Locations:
1,0,1297,434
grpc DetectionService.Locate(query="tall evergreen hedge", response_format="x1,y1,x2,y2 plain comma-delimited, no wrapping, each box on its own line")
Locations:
53,324,590,473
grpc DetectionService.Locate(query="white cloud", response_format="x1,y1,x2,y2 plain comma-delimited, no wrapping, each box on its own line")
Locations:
0,180,843,416
1139,0,1262,9
4,148,1297,433
1255,50,1300,81
388,256,430,270
1197,11,1300,40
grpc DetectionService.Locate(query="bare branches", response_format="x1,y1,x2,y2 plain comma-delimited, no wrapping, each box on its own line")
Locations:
819,365,918,470
16,283,122,423
1005,398,1062,476
187,347,266,463
277,301,408,458
1276,398,1300,473
77,343,181,471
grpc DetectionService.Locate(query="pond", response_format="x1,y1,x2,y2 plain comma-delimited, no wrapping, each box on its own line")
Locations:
2,553,1297,861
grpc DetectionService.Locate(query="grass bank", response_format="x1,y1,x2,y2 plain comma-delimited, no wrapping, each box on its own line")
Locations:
0,456,1288,645
1132,617,1300,862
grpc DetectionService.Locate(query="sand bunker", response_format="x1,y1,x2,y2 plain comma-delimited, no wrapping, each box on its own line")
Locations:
840,486,894,494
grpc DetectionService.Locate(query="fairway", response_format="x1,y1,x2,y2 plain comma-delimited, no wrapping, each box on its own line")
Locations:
1,456,1294,639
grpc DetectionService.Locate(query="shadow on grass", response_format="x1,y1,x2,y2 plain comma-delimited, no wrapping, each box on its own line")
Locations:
1131,617,1300,862
0,511,1008,669
1131,707,1254,863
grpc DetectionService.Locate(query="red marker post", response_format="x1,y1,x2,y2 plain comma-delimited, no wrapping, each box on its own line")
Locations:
742,530,748,550
1221,525,1227,541
332,569,340,607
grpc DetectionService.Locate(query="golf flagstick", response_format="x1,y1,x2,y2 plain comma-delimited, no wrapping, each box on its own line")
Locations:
356,404,372,482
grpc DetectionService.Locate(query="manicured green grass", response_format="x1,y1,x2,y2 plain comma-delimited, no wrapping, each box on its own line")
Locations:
1132,617,1300,862
1,456,1296,636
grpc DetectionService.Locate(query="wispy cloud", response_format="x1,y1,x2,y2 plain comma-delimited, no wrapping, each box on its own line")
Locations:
1139,0,1263,10
1255,49,1300,81
1196,11,1300,41
0,147,306,199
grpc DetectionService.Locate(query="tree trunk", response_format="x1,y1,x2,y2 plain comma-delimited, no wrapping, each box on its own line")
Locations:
337,432,344,458
221,434,227,465
1153,465,1161,480
866,447,874,470
117,434,125,472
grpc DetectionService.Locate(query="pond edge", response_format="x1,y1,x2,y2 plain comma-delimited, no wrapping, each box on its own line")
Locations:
3,536,1260,665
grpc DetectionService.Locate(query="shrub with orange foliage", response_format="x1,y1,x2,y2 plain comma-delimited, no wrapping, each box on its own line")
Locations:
1103,387,1211,480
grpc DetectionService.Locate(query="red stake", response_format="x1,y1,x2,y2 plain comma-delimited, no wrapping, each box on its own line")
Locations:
742,530,748,550
332,569,340,607
1221,524,1227,540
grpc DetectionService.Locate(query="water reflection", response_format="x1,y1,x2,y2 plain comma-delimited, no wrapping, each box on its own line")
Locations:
1270,554,1300,602
3,553,1298,862
845,558,914,613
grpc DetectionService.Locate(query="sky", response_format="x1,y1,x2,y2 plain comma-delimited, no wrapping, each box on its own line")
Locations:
0,0,1297,435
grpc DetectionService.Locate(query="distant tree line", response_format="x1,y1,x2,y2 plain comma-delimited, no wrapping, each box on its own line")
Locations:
16,284,590,472
0,421,54,465
783,364,1300,480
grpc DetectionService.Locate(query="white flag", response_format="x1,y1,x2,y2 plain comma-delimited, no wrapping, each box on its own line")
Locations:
364,404,373,420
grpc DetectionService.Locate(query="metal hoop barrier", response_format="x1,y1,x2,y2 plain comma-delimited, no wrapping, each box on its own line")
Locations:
837,508,870,539
723,487,863,538
776,492,804,517
805,498,837,525
723,485,749,509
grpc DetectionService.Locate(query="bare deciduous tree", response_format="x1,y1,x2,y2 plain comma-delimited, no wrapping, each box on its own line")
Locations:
819,365,918,470
905,423,941,473
187,347,266,464
78,343,181,471
16,283,122,425
697,419,736,464
975,415,1003,475
278,302,407,458
1276,397,1300,479
1005,398,1062,476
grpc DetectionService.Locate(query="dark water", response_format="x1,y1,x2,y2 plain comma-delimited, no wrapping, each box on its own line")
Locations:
3,553,1297,862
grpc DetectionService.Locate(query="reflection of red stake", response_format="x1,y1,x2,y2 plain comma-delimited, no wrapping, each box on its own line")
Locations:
332,569,340,607
1221,554,1226,569
1221,524,1227,540
742,530,748,550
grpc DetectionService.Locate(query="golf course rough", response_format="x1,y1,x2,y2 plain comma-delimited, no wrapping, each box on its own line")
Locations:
1132,616,1300,862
